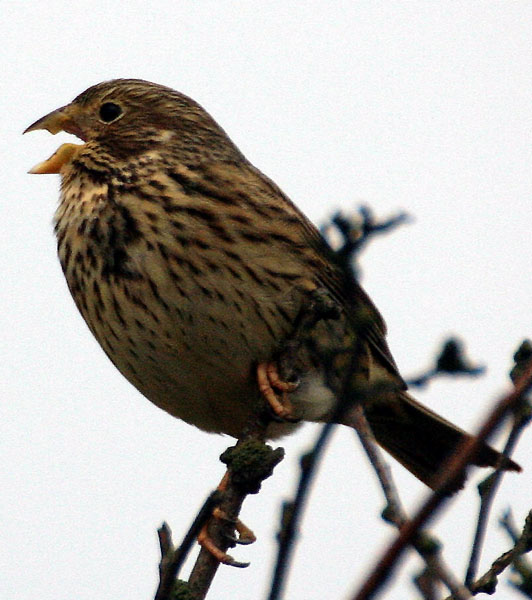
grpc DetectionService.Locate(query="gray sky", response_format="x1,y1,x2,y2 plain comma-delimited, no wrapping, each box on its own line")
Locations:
3,2,532,599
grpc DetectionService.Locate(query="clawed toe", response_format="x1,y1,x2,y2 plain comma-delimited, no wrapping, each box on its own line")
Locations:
256,362,300,422
198,523,250,568
196,475,257,567
234,518,256,545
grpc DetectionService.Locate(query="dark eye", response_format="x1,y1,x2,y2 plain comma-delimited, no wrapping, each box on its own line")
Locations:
99,102,123,123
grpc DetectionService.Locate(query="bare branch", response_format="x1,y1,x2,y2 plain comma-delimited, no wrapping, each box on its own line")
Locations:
267,342,367,600
440,511,532,599
187,436,284,598
351,405,471,600
350,359,532,600
321,206,410,279
500,511,532,598
465,341,532,586
408,338,485,388
267,420,338,600
152,399,283,600
155,494,221,600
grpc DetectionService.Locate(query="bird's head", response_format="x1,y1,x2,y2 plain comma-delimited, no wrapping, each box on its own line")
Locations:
24,78,243,174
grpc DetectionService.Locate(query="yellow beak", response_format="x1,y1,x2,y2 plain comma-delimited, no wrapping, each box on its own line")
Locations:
24,105,85,174
24,105,73,136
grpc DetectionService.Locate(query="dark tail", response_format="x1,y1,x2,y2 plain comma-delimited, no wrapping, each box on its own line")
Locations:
346,391,521,490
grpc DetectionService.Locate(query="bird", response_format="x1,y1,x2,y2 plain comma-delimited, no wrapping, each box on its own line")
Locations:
25,78,519,517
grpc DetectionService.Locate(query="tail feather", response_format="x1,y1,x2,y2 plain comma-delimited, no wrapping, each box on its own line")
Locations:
350,392,520,491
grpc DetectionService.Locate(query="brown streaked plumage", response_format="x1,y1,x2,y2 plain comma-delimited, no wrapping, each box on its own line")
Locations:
25,79,519,489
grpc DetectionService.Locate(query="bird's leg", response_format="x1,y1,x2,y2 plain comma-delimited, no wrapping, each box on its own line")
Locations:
197,472,256,567
256,362,300,421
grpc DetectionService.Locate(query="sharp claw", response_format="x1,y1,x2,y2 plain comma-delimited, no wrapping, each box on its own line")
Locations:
224,556,250,569
235,535,255,546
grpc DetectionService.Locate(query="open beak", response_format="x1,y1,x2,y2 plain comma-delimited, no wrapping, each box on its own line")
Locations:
24,104,86,174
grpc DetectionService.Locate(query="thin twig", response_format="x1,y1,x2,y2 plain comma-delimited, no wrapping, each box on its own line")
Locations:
501,510,522,544
321,207,410,279
465,415,530,585
267,348,365,600
154,402,283,599
331,207,411,261
269,358,470,600
442,511,532,599
350,360,532,600
408,338,485,388
154,492,222,600
349,406,405,527
414,566,439,600
351,406,471,599
267,420,338,600
500,511,532,598
465,344,532,586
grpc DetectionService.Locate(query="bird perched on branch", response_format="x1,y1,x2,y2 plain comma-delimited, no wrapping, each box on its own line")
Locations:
25,78,519,533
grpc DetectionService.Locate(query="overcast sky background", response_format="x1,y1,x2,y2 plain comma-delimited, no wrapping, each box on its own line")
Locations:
3,3,532,599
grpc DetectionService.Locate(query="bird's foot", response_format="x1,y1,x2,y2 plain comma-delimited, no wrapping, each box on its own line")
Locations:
256,361,300,422
197,474,256,567
198,520,251,567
